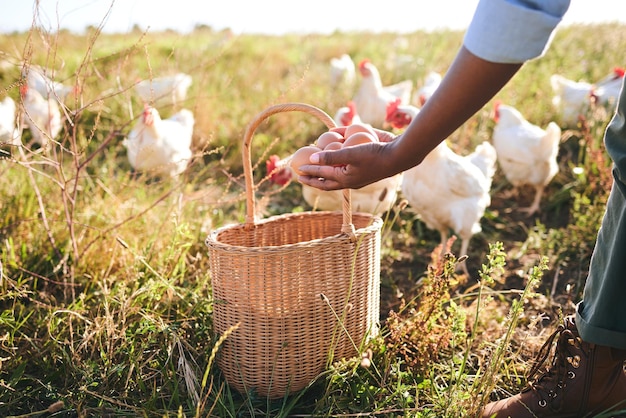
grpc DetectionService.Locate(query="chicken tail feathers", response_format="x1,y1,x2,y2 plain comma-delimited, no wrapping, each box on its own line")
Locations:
542,121,562,156
468,141,498,180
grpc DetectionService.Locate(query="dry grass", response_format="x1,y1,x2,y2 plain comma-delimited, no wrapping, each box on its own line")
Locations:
0,10,624,417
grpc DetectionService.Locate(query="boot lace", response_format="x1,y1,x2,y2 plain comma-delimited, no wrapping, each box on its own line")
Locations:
524,319,583,409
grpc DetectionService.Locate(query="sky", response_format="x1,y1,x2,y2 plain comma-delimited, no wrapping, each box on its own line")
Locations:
1,1,626,35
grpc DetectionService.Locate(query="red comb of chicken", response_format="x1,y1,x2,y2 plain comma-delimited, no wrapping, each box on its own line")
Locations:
418,93,427,107
492,99,503,122
358,59,371,70
347,101,357,116
385,98,414,129
19,83,28,97
613,67,625,79
385,98,402,122
266,155,292,186
339,101,359,126
266,154,279,173
142,104,154,125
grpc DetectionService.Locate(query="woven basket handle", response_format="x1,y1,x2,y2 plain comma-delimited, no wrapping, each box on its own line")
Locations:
242,102,355,237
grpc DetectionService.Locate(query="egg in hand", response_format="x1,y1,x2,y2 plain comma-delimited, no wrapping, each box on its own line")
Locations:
291,122,378,178
316,131,344,149
343,122,377,148
290,145,322,176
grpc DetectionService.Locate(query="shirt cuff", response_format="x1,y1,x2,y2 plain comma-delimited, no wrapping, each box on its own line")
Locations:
463,0,569,64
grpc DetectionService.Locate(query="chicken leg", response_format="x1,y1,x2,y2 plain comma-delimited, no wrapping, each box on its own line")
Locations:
519,184,545,216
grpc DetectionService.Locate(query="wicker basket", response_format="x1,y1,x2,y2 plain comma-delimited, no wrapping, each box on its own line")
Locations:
205,102,382,398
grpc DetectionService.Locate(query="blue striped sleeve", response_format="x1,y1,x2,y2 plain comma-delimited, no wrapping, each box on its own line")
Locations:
464,0,571,63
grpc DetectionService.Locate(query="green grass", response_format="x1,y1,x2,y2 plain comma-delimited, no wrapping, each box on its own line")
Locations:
1,16,625,417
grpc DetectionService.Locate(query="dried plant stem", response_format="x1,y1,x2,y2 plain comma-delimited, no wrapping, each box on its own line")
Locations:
196,322,240,417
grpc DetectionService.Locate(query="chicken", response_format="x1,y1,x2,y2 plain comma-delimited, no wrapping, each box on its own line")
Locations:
592,67,625,107
412,71,442,106
266,152,402,217
0,96,22,148
492,102,561,215
134,73,193,109
352,58,412,128
550,67,625,126
333,101,363,126
383,79,414,105
386,101,497,275
22,65,77,103
123,105,194,178
550,74,592,126
19,82,62,148
329,53,356,89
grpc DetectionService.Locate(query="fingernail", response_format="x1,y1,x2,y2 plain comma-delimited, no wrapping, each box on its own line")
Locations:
310,152,320,164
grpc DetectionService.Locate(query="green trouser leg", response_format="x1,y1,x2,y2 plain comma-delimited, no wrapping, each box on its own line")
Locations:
576,80,626,350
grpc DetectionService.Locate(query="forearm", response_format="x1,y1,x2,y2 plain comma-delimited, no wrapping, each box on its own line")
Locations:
299,0,568,192
387,46,522,171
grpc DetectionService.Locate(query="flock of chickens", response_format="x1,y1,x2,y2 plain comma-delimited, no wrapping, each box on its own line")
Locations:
267,55,625,274
1,56,623,274
1,65,194,178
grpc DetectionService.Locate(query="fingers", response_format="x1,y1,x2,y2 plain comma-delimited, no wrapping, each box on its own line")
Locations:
298,161,341,179
298,163,346,190
331,126,396,143
307,147,348,167
374,129,397,143
298,175,343,191
297,140,389,190
298,148,350,190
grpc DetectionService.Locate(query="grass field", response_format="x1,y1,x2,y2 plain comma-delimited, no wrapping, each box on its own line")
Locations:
1,19,625,417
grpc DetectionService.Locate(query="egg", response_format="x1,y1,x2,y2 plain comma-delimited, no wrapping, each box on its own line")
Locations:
316,131,344,149
360,357,371,369
344,122,377,140
289,145,321,176
343,131,376,148
324,141,343,151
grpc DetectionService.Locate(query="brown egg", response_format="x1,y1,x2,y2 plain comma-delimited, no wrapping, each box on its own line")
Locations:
343,131,376,148
316,131,344,149
344,122,377,140
360,357,371,369
289,145,321,176
324,141,343,151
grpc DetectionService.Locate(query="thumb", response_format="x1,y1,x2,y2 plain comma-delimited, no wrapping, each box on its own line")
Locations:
311,141,383,167
310,147,348,166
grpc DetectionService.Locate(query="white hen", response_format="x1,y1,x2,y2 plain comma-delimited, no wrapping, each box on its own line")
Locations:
352,58,412,128
134,73,193,109
492,102,561,215
266,152,402,217
550,74,595,127
386,101,497,275
0,96,22,147
124,105,194,178
333,101,363,126
329,53,356,89
592,67,625,108
550,68,625,127
412,71,442,107
22,65,76,103
19,83,62,148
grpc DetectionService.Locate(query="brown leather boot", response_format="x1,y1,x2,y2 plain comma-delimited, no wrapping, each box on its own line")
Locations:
482,316,626,418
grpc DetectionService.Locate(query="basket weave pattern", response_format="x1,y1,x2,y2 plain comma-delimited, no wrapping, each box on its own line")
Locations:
206,103,382,398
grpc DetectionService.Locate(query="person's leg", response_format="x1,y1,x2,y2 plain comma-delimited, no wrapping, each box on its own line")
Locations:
576,92,626,350
482,82,626,418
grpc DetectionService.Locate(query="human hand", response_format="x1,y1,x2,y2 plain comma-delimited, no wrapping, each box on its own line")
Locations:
329,126,396,143
298,128,398,191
